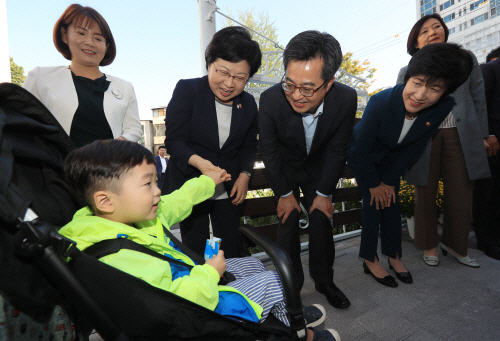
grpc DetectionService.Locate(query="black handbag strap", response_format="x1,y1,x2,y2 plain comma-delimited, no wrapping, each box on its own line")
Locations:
84,238,193,270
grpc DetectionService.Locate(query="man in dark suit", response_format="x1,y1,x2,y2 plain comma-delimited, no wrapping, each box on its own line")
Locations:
474,56,500,260
258,31,357,309
155,146,168,190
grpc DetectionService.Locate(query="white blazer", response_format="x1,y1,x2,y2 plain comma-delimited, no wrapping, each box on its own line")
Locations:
23,66,142,142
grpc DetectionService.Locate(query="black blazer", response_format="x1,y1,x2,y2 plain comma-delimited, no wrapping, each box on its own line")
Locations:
163,76,258,194
258,82,357,196
347,84,454,189
480,58,500,122
155,155,167,181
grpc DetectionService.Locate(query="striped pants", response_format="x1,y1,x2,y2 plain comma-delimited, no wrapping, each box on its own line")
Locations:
226,257,289,326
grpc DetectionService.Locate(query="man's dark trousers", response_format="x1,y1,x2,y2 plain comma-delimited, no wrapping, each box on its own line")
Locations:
276,182,335,291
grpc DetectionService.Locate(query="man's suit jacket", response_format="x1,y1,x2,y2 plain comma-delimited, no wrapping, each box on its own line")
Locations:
480,58,500,122
258,82,357,197
347,85,454,189
163,76,258,195
155,155,168,181
396,50,490,184
23,66,142,142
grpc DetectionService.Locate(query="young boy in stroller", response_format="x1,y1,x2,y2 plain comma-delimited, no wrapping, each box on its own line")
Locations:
59,139,340,341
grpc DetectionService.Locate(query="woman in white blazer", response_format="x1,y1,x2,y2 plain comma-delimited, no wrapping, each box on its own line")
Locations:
23,4,141,147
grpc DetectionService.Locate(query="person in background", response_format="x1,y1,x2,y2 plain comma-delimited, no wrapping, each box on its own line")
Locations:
349,43,473,287
163,27,260,259
486,46,500,63
396,14,490,268
473,53,500,260
23,4,142,147
155,146,168,190
258,30,356,310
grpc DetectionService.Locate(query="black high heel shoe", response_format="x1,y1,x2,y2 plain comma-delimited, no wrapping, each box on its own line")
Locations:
388,259,413,284
363,261,398,288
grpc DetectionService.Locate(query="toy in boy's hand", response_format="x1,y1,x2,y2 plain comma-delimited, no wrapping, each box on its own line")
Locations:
204,237,222,261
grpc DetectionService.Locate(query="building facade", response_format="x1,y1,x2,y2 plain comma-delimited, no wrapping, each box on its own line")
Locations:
151,106,167,154
417,0,500,62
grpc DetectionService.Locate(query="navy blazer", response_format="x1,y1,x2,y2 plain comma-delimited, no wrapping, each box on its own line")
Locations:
480,58,500,122
348,84,454,189
155,155,167,181
258,82,357,196
163,76,258,195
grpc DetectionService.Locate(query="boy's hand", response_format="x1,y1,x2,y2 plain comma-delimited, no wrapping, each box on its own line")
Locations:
205,250,226,277
207,168,231,185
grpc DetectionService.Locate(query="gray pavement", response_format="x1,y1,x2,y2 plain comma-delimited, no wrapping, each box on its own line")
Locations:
288,231,500,341
170,223,500,341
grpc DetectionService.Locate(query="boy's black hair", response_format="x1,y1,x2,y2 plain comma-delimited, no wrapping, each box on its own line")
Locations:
65,140,155,210
404,43,473,97
486,46,500,62
205,26,262,78
283,30,342,82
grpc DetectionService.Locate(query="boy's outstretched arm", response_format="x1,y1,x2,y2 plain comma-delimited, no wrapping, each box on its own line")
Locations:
157,170,230,228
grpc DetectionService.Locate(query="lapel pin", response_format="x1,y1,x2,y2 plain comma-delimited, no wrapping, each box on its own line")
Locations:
111,88,123,100
426,122,430,126
238,104,242,109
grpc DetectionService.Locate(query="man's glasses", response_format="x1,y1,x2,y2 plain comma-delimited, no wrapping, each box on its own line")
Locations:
213,64,248,85
281,76,326,97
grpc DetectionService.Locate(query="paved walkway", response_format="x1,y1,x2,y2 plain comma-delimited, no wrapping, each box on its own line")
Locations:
170,224,500,341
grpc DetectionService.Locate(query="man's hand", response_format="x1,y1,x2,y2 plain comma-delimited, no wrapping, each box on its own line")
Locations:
205,250,226,277
277,194,301,223
486,136,499,157
231,173,250,206
309,195,334,219
369,184,391,210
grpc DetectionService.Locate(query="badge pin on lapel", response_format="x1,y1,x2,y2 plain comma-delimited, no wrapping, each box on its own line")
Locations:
426,122,430,126
238,104,243,109
111,89,123,100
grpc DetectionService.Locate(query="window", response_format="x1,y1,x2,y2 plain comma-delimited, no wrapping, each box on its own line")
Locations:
459,24,462,31
459,10,462,16
488,34,493,45
444,13,455,23
477,39,482,49
449,27,456,34
154,124,165,137
464,22,467,29
466,42,471,49
153,109,159,117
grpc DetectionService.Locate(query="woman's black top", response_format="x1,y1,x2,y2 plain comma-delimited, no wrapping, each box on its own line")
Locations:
69,72,113,148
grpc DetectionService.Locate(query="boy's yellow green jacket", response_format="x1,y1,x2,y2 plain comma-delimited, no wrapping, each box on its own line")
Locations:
59,176,263,322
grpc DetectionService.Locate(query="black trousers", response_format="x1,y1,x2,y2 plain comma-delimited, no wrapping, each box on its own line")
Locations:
358,183,402,262
276,183,335,290
473,119,500,247
179,197,243,258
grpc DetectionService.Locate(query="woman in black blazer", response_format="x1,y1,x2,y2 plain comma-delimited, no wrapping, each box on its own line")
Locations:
163,27,261,258
348,43,473,287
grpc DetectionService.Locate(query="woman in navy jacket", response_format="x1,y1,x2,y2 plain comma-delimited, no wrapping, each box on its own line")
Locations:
163,27,261,258
348,43,473,287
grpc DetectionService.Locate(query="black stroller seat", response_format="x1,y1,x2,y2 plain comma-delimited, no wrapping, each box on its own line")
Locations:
0,83,310,340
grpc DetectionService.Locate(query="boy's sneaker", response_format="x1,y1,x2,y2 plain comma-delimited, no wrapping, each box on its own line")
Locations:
310,327,341,341
304,304,326,328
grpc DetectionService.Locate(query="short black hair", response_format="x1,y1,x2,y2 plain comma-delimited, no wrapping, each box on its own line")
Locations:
158,146,166,150
283,30,342,82
486,46,500,62
205,26,262,78
65,140,155,210
404,43,473,97
407,14,449,56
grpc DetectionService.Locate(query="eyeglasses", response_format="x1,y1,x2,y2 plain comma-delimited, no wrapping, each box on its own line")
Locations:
213,64,248,85
281,77,327,97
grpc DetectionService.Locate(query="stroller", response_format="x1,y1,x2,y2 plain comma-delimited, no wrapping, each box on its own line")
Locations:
0,83,310,340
